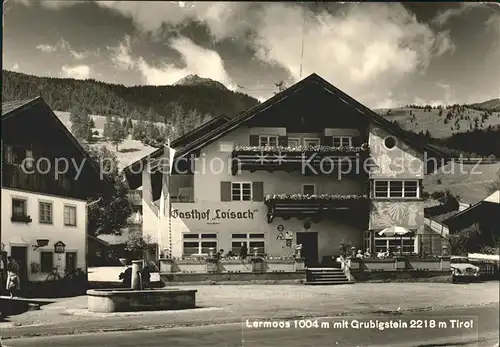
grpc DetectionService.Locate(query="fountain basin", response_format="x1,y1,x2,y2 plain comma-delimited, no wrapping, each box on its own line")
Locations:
86,288,197,313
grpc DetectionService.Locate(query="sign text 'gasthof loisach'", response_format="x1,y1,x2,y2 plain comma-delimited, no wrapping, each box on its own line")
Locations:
171,208,259,224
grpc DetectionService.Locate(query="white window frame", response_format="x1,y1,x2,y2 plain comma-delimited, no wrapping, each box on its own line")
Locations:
219,141,234,152
231,233,266,256
259,135,278,147
373,235,415,254
373,180,420,199
231,182,252,201
182,233,218,256
63,204,77,227
39,200,53,224
287,137,301,147
302,183,316,195
332,136,352,147
12,197,28,217
363,230,371,253
303,137,320,147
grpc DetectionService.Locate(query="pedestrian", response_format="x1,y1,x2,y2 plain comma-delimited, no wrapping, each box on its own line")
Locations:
6,256,20,298
240,242,248,260
214,249,224,260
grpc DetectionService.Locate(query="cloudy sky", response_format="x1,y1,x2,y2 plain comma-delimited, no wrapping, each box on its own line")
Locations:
3,1,500,107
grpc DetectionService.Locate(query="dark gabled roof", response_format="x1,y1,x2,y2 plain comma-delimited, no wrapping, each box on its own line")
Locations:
88,234,110,247
172,73,448,161
2,97,114,196
441,191,500,226
2,97,40,117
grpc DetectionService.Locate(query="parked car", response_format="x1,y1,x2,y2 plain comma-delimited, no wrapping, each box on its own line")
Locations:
450,256,480,283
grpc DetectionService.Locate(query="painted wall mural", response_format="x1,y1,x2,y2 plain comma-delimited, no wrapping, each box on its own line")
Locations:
370,201,424,229
368,127,424,178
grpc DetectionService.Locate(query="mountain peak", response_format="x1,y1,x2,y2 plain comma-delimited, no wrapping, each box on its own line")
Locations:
173,74,228,90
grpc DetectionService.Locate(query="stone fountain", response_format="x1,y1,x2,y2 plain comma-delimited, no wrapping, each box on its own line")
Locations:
87,260,197,313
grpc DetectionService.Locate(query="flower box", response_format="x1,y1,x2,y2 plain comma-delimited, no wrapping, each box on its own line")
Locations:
173,259,207,273
361,259,397,271
408,258,442,271
265,194,368,203
233,144,369,154
219,259,252,273
265,259,295,272
11,215,32,223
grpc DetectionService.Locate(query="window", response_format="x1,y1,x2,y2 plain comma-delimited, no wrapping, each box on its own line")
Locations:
373,180,419,198
220,141,234,152
384,136,397,149
333,136,352,147
12,198,27,217
231,182,252,201
303,138,320,147
288,137,300,147
64,205,77,226
5,145,13,163
25,150,34,169
302,184,316,195
231,233,266,256
39,201,53,224
374,235,415,254
259,136,278,147
40,252,54,273
182,233,218,256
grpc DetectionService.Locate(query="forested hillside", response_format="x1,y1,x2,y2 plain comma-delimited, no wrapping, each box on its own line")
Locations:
2,70,259,124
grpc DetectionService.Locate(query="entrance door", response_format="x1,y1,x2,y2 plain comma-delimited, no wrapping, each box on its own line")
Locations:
10,246,28,283
65,252,77,271
296,232,319,267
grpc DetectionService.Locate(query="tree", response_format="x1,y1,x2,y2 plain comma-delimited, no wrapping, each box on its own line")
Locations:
85,146,133,237
70,105,92,142
485,169,500,194
125,232,155,260
103,116,127,150
132,120,147,140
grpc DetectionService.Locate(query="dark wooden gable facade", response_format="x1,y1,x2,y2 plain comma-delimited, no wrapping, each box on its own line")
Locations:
2,97,112,200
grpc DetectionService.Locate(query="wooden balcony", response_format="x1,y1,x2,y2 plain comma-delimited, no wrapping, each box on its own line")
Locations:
264,193,369,223
231,145,369,175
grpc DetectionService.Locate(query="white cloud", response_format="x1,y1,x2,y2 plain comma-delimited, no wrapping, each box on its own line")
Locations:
432,3,489,27
61,64,91,79
413,82,459,106
110,35,235,89
14,0,81,9
36,43,58,53
108,35,135,70
35,38,91,60
97,2,455,107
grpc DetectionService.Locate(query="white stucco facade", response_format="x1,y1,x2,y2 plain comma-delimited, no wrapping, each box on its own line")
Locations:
1,188,87,281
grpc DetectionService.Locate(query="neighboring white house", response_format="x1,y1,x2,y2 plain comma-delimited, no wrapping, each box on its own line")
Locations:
1,97,112,283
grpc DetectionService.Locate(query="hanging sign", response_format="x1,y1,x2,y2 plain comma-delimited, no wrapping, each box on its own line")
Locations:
54,241,66,253
285,231,293,240
277,225,284,232
285,239,292,247
276,232,285,240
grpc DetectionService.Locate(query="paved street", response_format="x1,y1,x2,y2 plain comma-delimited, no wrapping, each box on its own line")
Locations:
4,304,499,347
1,282,498,340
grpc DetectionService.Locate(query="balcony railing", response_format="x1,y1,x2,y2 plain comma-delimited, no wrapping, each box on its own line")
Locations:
264,193,369,223
231,144,369,175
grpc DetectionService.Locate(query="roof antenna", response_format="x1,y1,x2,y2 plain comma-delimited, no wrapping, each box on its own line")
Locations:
299,6,306,79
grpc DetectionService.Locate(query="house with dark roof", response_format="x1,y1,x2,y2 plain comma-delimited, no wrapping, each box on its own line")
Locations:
440,190,500,239
124,73,447,266
1,97,112,285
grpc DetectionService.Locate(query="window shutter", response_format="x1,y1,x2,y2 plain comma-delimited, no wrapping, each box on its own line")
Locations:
321,136,333,146
221,181,232,201
352,136,362,146
252,182,264,201
278,136,288,146
249,135,259,146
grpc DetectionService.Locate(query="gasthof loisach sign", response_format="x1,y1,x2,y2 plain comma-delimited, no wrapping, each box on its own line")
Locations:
171,208,259,221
